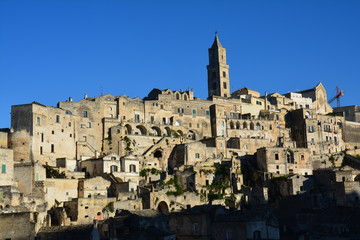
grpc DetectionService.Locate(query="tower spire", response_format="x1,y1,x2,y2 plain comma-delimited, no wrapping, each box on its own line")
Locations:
211,32,223,49
207,34,230,99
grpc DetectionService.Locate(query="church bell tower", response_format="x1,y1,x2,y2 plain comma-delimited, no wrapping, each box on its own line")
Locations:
207,33,230,99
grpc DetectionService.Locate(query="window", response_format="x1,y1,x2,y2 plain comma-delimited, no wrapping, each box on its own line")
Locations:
52,131,54,134
41,133,44,142
129,164,136,172
36,117,41,125
135,114,140,122
226,231,232,240
253,230,261,239
1,164,6,173
223,71,226,78
223,82,227,89
193,223,199,235
110,165,118,173
324,124,330,132
178,108,184,114
311,138,315,144
287,152,294,163
301,155,304,160
308,126,315,133
109,114,113,118
87,122,91,128
40,146,43,155
68,122,71,127
276,165,279,169
206,110,210,119
224,94,227,97
195,153,200,158
256,101,262,105
275,153,279,160
56,115,60,123
83,111,88,118
192,109,197,118
150,115,155,123
51,144,54,153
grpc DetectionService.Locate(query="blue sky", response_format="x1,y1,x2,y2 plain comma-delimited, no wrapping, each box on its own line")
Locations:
1,0,359,128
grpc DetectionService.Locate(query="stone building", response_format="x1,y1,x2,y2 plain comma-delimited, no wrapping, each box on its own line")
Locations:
80,153,121,177
11,102,77,165
14,161,46,195
257,147,313,176
333,105,360,123
313,166,360,207
0,147,14,186
3,34,360,238
288,108,345,155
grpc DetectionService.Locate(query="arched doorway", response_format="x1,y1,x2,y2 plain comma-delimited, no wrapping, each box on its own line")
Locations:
136,125,147,135
157,201,169,215
125,124,132,135
151,126,162,136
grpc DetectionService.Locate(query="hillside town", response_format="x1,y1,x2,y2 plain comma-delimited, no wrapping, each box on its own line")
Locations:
1,35,360,240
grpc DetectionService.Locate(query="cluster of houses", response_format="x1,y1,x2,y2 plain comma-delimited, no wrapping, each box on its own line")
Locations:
1,36,360,239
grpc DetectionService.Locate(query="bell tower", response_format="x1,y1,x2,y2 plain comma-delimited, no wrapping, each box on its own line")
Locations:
207,33,230,99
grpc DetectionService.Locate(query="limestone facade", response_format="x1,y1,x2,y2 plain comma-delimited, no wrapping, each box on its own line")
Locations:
257,147,313,176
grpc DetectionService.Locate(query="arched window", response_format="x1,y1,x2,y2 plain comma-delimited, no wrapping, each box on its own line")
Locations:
229,121,234,129
286,151,294,163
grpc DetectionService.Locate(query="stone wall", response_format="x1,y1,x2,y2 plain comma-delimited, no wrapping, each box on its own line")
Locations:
0,212,35,239
0,148,14,186
343,121,360,146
